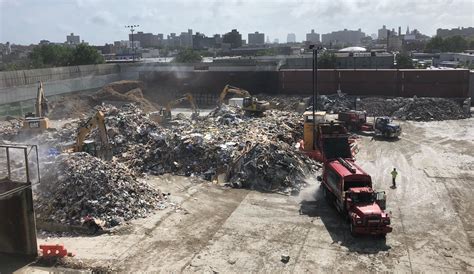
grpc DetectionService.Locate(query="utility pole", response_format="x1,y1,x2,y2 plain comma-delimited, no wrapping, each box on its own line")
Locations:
309,44,324,149
125,25,139,62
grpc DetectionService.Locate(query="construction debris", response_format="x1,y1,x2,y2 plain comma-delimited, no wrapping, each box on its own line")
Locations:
392,97,468,121
48,80,156,119
100,104,317,193
35,153,165,228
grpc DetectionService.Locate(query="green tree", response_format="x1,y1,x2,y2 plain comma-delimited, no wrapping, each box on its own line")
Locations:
29,44,73,67
28,43,104,68
395,53,414,69
173,49,202,63
318,52,337,69
69,44,104,65
425,35,469,52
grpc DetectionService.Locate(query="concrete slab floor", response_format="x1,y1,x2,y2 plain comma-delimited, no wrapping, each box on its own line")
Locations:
4,118,474,273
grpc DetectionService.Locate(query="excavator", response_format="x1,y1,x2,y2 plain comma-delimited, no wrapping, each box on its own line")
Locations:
217,85,270,115
22,81,50,130
63,111,112,160
149,93,199,123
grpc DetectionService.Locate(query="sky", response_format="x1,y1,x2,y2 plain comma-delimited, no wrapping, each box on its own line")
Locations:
0,0,473,45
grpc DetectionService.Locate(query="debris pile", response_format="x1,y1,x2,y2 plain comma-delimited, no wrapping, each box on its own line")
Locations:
357,97,406,117
48,80,156,119
94,104,316,193
257,94,309,113
0,119,22,138
317,93,355,113
392,97,468,121
35,153,164,227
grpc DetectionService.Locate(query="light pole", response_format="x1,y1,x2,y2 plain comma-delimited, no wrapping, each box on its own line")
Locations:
309,44,324,149
125,25,139,62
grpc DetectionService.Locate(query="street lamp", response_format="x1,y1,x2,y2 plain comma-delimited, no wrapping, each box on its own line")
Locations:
125,25,140,62
309,44,325,149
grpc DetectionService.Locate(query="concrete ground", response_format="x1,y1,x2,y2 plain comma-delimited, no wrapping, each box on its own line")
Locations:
6,117,474,273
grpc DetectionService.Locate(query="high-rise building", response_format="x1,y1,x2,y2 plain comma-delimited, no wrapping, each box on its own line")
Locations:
378,25,388,40
248,32,265,45
66,33,80,45
306,29,320,43
179,29,193,48
287,33,296,43
223,29,242,48
130,31,160,48
321,28,365,46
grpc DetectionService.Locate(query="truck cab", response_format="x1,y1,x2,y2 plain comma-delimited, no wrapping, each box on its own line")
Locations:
320,157,392,236
374,117,401,138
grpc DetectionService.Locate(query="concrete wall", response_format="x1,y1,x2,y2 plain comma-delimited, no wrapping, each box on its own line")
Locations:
0,62,472,107
0,64,122,104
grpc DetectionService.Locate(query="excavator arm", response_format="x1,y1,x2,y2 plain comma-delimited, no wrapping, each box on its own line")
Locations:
74,111,111,159
35,81,48,117
218,85,251,106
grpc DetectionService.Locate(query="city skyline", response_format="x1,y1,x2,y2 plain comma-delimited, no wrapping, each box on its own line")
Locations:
0,0,473,45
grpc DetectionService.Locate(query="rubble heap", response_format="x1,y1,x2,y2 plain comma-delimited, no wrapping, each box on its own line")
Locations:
392,97,468,121
357,97,406,117
35,153,164,227
97,104,317,193
48,80,156,119
256,94,309,112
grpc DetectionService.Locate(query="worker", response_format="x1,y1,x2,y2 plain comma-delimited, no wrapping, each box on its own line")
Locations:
391,168,398,188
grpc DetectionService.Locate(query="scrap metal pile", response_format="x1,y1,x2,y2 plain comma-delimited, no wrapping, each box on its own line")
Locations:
35,153,164,228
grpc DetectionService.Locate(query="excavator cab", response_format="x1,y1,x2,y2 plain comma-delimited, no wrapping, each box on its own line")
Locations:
22,81,50,131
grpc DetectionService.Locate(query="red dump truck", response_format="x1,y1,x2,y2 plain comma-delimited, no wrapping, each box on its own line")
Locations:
318,158,392,236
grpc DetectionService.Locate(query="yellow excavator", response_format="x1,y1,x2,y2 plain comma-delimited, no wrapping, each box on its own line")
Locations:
217,85,270,115
65,111,112,160
150,93,199,123
23,81,50,130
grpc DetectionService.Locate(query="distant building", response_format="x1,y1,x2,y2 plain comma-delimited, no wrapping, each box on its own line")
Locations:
66,33,80,45
273,38,279,44
378,25,388,40
179,29,193,48
287,33,296,43
193,32,216,50
283,52,394,69
248,32,265,45
306,29,320,43
223,29,242,48
322,28,365,46
436,27,474,39
39,40,50,45
130,31,160,48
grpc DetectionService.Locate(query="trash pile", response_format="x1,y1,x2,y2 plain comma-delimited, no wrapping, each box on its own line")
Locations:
48,80,157,119
392,97,468,121
90,104,317,193
0,119,22,138
256,94,309,113
357,97,407,117
317,93,355,113
35,153,165,228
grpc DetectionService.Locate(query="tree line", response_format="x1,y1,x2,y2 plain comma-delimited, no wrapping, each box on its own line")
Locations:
29,44,104,68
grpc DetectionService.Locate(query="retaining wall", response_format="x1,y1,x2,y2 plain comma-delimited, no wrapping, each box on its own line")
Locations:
0,63,471,107
0,64,122,104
